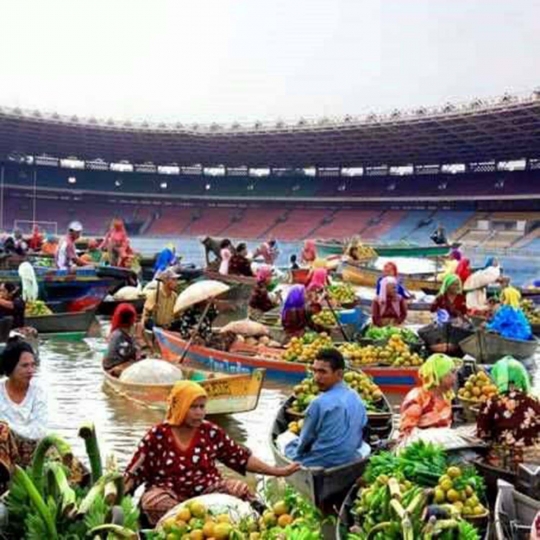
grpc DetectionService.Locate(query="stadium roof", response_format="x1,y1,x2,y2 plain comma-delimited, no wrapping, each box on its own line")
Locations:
1,91,540,168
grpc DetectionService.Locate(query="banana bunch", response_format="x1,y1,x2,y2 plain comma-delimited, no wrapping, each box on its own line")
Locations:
25,300,53,317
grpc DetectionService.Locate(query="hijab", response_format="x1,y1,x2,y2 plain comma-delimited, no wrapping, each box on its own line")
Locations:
166,381,208,426
438,274,462,297
491,356,531,394
419,353,457,399
456,258,472,284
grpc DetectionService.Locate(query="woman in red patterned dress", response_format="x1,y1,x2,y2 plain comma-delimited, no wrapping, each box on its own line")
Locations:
124,381,299,525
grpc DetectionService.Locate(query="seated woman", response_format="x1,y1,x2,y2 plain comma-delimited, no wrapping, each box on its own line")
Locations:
455,257,472,284
103,303,142,377
300,240,317,266
371,277,407,327
125,381,299,525
172,302,218,342
307,267,329,293
477,357,540,469
499,276,521,309
399,354,457,440
375,262,411,299
0,282,26,330
430,274,467,321
0,339,46,484
248,266,280,321
281,285,311,336
228,243,254,277
465,257,501,313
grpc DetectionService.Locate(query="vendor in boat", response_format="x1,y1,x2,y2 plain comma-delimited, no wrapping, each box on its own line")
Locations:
0,282,25,330
228,243,254,277
27,225,43,252
455,257,472,284
281,285,319,336
464,257,501,313
307,266,329,293
171,301,218,342
300,239,317,266
85,239,103,264
375,262,411,299
142,268,179,330
430,274,467,321
476,357,540,468
41,235,58,256
153,243,178,277
124,381,300,525
99,218,132,268
500,276,521,309
284,348,369,467
399,353,457,439
0,338,46,487
56,221,87,271
248,266,280,321
103,303,143,377
218,239,233,275
371,277,408,327
253,238,279,265
290,254,300,270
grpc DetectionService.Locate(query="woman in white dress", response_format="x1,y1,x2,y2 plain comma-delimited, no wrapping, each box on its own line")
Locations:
0,338,47,485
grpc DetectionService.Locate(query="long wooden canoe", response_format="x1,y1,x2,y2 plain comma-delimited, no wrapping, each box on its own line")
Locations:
270,394,394,512
417,322,475,356
342,261,440,293
459,330,538,364
103,364,265,415
26,310,97,336
316,240,457,259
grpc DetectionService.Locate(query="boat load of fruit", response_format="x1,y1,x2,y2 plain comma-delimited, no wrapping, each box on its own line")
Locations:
337,441,489,539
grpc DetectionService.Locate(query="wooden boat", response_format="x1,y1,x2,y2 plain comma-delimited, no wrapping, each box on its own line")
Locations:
96,297,145,317
290,268,311,285
316,240,458,259
459,329,538,364
417,322,475,355
103,366,265,415
270,395,394,511
342,261,441,293
494,479,540,540
26,310,96,336
358,365,420,393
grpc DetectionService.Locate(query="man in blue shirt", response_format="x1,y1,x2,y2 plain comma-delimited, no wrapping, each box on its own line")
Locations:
284,348,370,468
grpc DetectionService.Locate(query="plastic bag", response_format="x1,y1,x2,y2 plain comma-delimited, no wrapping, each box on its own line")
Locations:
487,305,533,341
119,359,184,384
113,285,142,301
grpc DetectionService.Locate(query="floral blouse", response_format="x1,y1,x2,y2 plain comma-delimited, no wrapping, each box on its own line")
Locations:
125,421,252,499
477,390,540,450
172,305,218,341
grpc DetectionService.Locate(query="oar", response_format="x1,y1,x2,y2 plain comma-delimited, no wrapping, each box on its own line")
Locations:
324,294,350,342
177,301,212,364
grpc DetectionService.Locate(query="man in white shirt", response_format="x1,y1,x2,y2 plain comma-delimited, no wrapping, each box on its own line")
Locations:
55,221,86,271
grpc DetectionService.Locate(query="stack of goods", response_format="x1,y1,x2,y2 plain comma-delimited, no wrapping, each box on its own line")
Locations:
347,441,486,539
235,335,282,348
311,308,339,329
288,370,383,420
487,305,533,341
521,299,540,326
24,300,53,317
457,370,498,405
283,332,333,363
157,485,326,539
327,283,357,306
339,335,424,368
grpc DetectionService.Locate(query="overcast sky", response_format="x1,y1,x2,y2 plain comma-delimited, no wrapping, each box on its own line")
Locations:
1,0,539,124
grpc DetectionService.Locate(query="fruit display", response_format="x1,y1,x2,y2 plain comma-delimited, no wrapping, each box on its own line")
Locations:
289,370,383,415
288,418,304,435
311,308,338,328
364,325,419,344
282,332,333,363
457,370,498,404
327,283,356,305
433,465,488,518
521,298,540,325
157,485,325,539
25,300,53,316
339,335,423,367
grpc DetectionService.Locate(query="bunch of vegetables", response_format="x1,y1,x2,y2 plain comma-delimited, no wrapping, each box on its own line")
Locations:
311,309,338,328
327,283,356,306
364,326,419,344
152,485,326,539
5,423,139,540
521,299,540,325
283,332,333,363
25,300,53,317
457,370,498,404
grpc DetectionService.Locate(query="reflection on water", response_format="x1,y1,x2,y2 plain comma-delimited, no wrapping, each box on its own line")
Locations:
36,328,291,468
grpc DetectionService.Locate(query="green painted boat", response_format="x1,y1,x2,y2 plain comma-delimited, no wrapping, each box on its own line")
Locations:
315,240,458,259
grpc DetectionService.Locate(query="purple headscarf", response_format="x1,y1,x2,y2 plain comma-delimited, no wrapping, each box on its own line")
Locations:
450,248,462,261
282,285,306,317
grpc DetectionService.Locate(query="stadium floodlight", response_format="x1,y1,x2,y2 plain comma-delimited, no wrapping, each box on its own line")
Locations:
115,179,122,187
160,181,168,189
205,183,211,191
68,176,77,184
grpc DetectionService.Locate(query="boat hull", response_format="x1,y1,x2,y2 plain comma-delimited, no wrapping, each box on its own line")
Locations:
103,367,265,415
26,310,97,335
418,323,475,355
316,241,456,259
359,365,420,393
459,330,538,364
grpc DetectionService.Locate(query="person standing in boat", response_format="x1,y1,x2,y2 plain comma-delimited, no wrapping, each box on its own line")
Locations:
124,381,300,525
300,240,317,266
103,303,143,377
371,277,408,327
99,218,132,268
228,243,254,277
399,354,457,440
55,221,87,271
284,348,369,467
253,238,279,266
142,268,179,330
430,274,467,321
476,357,540,469
464,257,501,314
218,239,233,275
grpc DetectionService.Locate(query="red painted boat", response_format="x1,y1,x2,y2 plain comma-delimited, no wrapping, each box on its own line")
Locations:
154,328,419,391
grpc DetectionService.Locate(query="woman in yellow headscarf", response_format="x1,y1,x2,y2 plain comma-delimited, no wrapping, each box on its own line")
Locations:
399,354,458,439
124,381,299,525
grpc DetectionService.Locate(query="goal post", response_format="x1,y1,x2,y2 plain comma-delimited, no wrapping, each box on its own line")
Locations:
13,220,58,235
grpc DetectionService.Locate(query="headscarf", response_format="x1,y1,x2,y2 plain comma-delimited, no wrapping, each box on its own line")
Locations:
110,302,137,335
154,246,177,273
166,381,208,426
256,265,272,284
377,276,402,316
302,240,317,262
282,285,306,316
383,262,398,277
419,353,456,395
501,285,521,309
491,356,530,394
455,258,472,284
483,257,498,269
307,267,328,291
438,274,461,297
450,248,462,261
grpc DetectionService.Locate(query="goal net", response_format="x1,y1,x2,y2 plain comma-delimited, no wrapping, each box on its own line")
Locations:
13,220,58,236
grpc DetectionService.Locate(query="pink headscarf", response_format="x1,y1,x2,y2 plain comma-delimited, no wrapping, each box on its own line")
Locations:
378,276,402,316
301,240,317,263
256,265,272,284
307,267,328,291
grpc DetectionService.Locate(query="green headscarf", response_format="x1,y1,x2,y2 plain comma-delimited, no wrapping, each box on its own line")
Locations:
490,356,531,393
419,353,456,392
438,274,461,297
